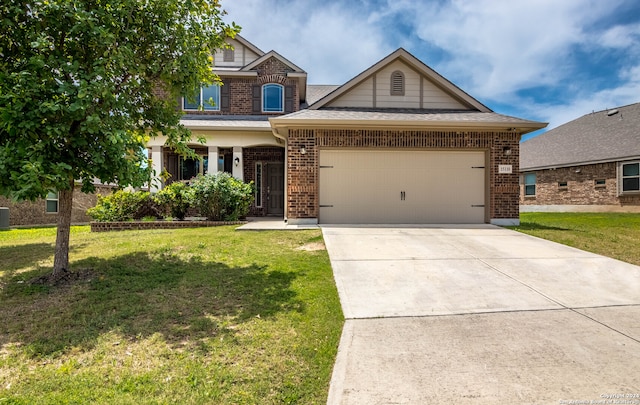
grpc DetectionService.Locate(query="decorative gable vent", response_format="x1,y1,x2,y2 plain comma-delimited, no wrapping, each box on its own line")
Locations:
390,70,405,96
223,48,234,62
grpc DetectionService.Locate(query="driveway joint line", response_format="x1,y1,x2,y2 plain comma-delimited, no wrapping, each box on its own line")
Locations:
474,256,640,345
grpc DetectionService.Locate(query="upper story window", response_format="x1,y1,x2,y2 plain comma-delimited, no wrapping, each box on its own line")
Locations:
183,84,220,111
390,70,405,96
620,162,640,193
524,173,536,196
262,84,284,113
223,48,234,62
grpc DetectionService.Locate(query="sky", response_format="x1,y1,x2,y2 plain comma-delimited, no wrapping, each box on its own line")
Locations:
222,0,640,140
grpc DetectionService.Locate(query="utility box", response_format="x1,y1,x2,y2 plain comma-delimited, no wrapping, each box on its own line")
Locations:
0,207,9,230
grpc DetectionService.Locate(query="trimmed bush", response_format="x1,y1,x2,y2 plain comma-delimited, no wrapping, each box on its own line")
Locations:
87,190,150,222
190,172,254,221
152,181,193,220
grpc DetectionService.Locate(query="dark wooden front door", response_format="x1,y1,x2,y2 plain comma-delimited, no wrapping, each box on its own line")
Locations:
266,163,284,216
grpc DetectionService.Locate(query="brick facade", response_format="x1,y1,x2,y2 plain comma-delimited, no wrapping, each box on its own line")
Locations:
242,147,285,216
183,57,300,116
520,163,640,208
287,129,520,222
0,184,115,226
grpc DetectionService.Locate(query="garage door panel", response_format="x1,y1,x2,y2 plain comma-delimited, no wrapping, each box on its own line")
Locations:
319,150,486,224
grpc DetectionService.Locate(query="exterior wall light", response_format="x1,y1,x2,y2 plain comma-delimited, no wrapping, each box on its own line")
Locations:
503,146,512,156
234,157,240,166
300,147,306,155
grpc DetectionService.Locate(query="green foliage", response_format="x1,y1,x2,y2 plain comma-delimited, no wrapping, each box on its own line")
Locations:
191,173,254,221
0,0,239,271
152,182,193,220
0,0,238,199
86,190,149,222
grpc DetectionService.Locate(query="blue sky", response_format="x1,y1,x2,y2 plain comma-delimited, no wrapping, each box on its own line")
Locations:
223,0,640,140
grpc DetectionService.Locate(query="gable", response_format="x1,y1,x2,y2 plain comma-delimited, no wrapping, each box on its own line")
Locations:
325,59,469,110
213,36,263,69
312,48,490,112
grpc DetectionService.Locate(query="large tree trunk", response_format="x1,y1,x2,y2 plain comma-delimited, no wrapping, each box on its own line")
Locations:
52,181,75,275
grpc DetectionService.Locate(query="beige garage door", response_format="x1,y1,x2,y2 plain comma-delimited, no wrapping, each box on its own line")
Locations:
319,149,486,224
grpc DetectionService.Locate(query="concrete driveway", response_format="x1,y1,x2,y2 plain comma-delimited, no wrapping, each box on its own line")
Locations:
322,225,640,404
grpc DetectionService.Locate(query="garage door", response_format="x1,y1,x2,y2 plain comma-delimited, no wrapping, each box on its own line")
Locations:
319,150,486,224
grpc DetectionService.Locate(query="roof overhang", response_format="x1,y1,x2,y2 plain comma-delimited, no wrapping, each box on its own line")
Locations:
270,111,547,136
181,119,272,132
521,155,640,171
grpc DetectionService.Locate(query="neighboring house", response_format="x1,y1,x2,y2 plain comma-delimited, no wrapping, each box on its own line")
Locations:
0,183,115,226
520,102,640,212
149,36,545,225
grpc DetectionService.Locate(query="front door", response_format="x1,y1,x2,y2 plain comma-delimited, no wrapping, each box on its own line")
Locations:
266,163,284,216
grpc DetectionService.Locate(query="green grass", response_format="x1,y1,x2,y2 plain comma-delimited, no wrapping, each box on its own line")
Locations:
511,212,640,266
0,226,343,404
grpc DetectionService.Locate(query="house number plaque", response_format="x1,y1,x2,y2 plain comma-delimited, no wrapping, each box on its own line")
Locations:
498,165,513,174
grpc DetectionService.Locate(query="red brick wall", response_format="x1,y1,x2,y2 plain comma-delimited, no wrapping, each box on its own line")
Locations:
287,129,520,222
185,56,300,116
520,163,640,207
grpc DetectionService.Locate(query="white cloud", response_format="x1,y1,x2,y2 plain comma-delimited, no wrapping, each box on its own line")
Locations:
383,0,628,100
223,0,393,84
220,0,640,134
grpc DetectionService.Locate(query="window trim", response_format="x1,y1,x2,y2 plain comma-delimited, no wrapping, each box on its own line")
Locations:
182,84,221,111
255,162,263,208
619,161,640,195
262,83,284,113
46,191,59,214
523,173,536,196
390,70,405,96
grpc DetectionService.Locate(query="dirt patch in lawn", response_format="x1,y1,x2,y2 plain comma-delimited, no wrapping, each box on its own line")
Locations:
29,268,96,287
296,242,326,251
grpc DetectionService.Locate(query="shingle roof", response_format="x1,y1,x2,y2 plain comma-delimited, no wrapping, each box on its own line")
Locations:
520,102,640,170
306,85,340,106
270,108,546,133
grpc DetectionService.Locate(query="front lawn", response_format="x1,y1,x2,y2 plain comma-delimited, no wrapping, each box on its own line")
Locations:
0,226,343,404
511,212,640,266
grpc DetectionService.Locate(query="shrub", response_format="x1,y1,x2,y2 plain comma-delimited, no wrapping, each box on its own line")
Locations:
152,181,193,220
190,172,254,221
87,190,150,222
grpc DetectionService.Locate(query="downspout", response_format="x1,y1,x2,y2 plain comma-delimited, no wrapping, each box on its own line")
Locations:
271,127,288,222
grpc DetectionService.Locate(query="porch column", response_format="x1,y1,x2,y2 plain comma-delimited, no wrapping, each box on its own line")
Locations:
232,146,243,180
150,145,163,192
208,146,219,174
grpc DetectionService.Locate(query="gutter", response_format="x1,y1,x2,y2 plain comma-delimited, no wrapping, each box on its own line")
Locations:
521,155,640,172
270,117,548,135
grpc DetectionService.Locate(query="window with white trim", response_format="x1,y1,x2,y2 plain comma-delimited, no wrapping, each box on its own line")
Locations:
262,84,284,112
183,84,220,111
620,162,640,193
524,173,536,196
46,192,59,213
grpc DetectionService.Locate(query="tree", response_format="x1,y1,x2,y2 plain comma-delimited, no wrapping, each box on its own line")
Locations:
0,0,239,277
